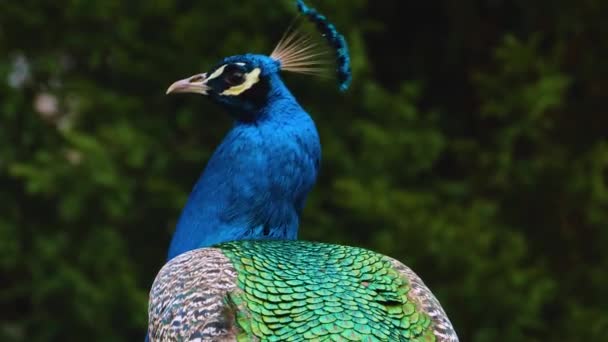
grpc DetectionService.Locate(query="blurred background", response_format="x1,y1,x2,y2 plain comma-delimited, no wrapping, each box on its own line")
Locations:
1,0,607,341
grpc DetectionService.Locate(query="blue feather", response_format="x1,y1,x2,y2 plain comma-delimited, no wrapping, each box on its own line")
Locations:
166,54,321,260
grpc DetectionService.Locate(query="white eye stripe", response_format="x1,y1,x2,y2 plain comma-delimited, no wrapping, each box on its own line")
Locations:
206,64,227,81
207,63,246,81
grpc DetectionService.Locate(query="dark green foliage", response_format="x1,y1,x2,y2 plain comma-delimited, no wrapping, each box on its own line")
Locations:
0,0,606,341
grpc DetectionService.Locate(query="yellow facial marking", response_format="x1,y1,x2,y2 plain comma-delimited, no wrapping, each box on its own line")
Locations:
221,68,262,96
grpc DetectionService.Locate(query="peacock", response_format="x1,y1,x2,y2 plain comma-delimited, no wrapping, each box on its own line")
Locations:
148,1,458,341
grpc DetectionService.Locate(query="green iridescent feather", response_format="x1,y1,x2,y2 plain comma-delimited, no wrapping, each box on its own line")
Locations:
149,240,456,341
219,240,436,342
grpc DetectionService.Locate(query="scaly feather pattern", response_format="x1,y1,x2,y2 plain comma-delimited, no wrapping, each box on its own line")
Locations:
148,248,238,341
149,240,458,341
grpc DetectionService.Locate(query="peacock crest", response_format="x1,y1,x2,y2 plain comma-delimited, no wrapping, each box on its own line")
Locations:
270,0,352,91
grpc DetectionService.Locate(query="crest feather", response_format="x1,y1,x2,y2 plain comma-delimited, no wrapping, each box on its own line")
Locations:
270,0,352,91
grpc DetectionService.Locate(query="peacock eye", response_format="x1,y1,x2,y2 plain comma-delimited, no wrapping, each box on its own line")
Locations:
224,70,246,86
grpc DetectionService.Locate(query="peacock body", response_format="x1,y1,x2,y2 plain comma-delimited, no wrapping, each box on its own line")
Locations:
148,1,458,341
150,241,455,341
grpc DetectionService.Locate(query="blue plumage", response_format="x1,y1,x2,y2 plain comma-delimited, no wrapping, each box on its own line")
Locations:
167,54,321,260
165,0,353,258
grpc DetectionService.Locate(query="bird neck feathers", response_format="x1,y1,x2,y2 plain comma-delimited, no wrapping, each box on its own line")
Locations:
167,89,320,260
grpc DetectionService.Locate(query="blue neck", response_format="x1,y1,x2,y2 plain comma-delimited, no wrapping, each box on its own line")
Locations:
167,74,321,260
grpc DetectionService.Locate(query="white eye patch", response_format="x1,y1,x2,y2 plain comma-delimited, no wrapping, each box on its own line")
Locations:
206,65,228,81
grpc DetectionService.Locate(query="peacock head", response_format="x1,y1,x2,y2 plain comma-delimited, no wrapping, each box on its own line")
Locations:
166,54,283,116
166,0,351,118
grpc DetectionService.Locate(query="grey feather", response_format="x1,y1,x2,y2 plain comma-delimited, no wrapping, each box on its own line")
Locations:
386,257,459,342
148,248,240,342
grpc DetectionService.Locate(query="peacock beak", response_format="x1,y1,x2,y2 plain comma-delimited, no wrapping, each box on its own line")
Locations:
166,73,210,95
